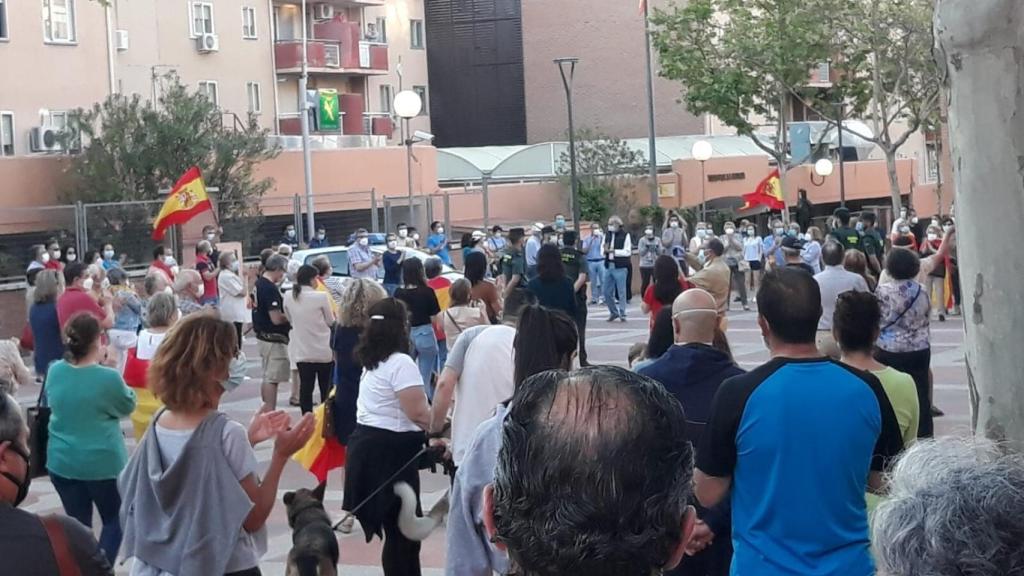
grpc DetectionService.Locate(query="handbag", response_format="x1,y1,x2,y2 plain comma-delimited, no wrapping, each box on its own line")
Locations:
19,323,34,352
882,285,923,332
26,383,50,478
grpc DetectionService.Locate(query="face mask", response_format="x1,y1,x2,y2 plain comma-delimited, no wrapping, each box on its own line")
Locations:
593,228,602,236
358,238,369,247
911,217,919,224
696,229,707,238
607,225,618,233
900,210,908,219
103,250,115,260
787,229,798,238
804,233,813,242
412,233,420,241
855,222,865,232
229,260,239,272
928,233,939,242
164,255,175,266
398,229,408,238
725,228,735,235
286,229,296,238
774,227,784,235
66,253,76,262
317,233,325,240
747,228,756,236
943,225,953,233
1,444,31,507
669,221,679,228
206,233,216,242
436,228,445,235
82,278,94,291
645,230,654,237
221,353,248,393
41,252,51,263
387,241,398,250
555,218,566,227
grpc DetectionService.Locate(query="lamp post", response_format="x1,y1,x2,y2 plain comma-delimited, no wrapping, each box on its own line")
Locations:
811,158,834,187
298,0,316,242
691,140,713,223
394,89,423,229
642,2,658,206
555,57,581,248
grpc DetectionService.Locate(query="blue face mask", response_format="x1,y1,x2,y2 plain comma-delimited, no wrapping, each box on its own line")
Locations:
221,353,248,393
787,229,798,237
855,222,865,232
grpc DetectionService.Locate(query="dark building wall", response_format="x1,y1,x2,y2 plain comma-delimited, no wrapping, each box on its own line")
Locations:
425,0,528,147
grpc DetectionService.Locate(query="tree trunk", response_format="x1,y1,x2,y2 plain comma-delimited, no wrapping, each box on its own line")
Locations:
936,0,1024,448
883,148,903,214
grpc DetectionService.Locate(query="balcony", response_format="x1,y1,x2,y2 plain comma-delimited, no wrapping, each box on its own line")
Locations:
278,92,378,137
275,40,388,75
363,113,394,138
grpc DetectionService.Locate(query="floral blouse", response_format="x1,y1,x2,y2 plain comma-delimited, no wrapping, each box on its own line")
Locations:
876,279,931,353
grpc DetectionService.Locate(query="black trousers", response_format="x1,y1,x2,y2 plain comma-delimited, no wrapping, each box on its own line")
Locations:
574,293,589,366
626,261,634,301
225,569,261,576
640,267,654,297
233,322,243,349
875,347,932,438
382,497,422,576
297,361,334,414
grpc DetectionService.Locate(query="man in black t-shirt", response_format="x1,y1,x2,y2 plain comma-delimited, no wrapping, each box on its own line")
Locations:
253,254,292,411
560,231,590,366
828,207,863,253
859,212,884,275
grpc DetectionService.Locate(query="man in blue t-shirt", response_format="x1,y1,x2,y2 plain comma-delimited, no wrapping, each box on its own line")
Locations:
696,268,903,576
426,220,452,266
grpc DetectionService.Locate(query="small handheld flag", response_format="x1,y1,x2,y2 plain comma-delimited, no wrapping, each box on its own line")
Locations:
152,166,213,241
740,169,786,211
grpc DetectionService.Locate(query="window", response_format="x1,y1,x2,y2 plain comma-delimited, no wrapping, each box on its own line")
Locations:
413,85,428,116
1,0,8,40
1,112,14,157
375,16,387,43
198,81,219,106
242,6,257,39
43,110,68,130
380,85,394,114
247,82,262,114
410,19,424,49
190,2,215,37
43,0,77,43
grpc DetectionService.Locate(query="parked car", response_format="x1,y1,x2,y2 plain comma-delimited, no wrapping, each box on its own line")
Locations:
287,245,462,289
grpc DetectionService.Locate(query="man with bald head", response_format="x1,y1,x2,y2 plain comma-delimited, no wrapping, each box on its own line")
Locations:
638,288,744,575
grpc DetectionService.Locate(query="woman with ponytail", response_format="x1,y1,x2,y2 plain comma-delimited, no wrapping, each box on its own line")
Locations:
448,304,578,576
283,264,336,414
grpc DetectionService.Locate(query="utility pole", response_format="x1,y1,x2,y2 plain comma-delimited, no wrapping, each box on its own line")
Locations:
643,1,659,206
299,0,316,242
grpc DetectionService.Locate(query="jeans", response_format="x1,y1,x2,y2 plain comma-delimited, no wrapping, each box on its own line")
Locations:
297,361,334,414
603,266,628,318
587,261,604,300
383,283,399,297
409,324,438,397
437,338,448,374
49,474,122,563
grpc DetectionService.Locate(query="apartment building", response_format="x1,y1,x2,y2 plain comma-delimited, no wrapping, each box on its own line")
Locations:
0,0,430,159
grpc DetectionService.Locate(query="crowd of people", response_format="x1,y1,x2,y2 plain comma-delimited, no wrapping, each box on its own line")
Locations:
1,206,1020,576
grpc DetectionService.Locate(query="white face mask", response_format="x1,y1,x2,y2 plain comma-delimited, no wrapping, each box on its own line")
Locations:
286,229,296,238
317,233,326,240
645,229,654,237
804,233,813,242
82,278,94,291
774,227,785,235
696,229,707,238
103,250,115,260
206,233,216,242
66,253,76,262
230,260,239,272
387,241,398,250
41,252,51,263
412,233,420,241
943,225,953,233
725,228,735,235
398,229,408,238
927,233,939,242
747,228,756,236
607,225,618,233
164,255,175,266
911,217,919,224
358,238,369,247
53,249,62,260
669,221,679,228
436,228,445,235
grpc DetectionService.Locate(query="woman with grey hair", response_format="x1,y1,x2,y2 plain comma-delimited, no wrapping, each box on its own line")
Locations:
217,251,250,348
122,293,179,440
108,268,143,373
27,269,65,385
873,437,1024,575
172,269,206,316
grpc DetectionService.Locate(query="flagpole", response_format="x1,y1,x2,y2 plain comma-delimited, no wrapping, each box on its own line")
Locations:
299,0,316,243
642,0,659,206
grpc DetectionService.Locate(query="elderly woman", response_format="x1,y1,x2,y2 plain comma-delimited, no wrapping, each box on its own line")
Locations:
873,437,1024,576
173,269,206,316
218,251,250,348
139,273,169,328
27,269,65,385
122,293,179,439
108,267,143,373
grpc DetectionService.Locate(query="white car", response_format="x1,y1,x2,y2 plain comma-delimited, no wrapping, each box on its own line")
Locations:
289,245,463,286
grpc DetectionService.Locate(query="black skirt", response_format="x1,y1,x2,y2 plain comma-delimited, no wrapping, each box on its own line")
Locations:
342,424,426,541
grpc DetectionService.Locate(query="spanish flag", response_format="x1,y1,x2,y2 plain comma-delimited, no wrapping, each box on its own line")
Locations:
293,391,346,482
740,169,786,211
152,166,213,240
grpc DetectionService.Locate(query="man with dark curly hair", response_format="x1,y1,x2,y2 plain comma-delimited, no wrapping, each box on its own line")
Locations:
481,366,697,576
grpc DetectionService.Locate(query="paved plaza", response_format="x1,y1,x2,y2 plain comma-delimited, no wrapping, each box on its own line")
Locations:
14,300,970,574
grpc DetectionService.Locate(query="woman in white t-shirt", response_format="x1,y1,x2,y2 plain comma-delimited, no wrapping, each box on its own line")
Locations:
217,251,251,348
122,292,179,440
343,297,431,576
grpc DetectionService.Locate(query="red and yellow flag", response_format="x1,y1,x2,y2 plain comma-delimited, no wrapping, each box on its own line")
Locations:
740,169,786,211
293,397,346,483
152,166,213,240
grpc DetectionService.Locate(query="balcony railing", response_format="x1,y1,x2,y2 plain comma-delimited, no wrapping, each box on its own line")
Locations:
274,40,388,75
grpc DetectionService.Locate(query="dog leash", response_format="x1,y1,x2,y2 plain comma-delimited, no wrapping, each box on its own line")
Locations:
332,446,430,532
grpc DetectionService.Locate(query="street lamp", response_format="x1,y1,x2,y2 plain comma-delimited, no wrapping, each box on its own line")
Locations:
555,57,581,248
691,140,713,222
811,158,834,186
299,0,315,242
395,90,424,230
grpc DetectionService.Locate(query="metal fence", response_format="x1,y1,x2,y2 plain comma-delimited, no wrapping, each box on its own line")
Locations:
0,204,79,280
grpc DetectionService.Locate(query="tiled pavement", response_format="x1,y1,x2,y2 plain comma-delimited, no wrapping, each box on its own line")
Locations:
14,299,969,575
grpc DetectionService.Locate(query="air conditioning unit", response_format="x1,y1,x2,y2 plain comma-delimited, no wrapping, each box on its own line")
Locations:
313,3,334,21
115,29,129,51
196,32,219,53
324,44,341,68
30,126,65,153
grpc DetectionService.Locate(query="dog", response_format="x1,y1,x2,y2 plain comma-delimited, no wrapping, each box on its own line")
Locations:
394,481,450,541
283,482,339,576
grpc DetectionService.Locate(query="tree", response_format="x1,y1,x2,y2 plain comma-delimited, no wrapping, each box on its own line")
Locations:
63,74,278,262
810,0,945,213
935,0,1024,447
558,129,647,223
651,0,835,218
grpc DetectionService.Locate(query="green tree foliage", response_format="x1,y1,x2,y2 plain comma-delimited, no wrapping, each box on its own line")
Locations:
559,129,647,223
62,74,278,264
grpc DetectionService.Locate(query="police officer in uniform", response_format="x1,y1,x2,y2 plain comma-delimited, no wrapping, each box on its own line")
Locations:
560,230,589,366
828,207,864,252
501,227,528,298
